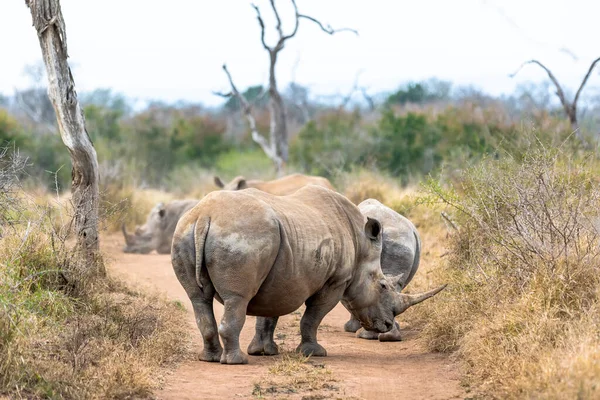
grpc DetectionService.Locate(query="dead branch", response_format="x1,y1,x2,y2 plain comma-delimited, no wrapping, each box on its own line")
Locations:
218,64,283,170
26,0,103,276
441,211,460,232
510,57,600,145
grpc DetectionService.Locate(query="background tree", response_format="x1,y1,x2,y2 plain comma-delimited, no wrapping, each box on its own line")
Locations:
510,57,600,145
26,0,103,275
219,0,356,175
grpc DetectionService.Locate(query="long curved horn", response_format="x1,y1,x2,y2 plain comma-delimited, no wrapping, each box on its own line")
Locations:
121,223,136,246
394,284,447,315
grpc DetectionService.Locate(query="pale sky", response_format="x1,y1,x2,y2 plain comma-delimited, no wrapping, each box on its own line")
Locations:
1,0,598,106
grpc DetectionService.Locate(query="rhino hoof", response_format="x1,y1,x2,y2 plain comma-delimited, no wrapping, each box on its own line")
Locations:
199,349,222,362
378,322,402,342
356,328,380,340
220,350,249,365
343,319,361,333
247,340,279,356
297,342,327,357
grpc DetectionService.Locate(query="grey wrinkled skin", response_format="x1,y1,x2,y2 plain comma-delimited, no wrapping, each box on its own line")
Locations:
171,185,400,365
252,199,444,351
122,199,198,254
213,173,335,195
344,198,422,341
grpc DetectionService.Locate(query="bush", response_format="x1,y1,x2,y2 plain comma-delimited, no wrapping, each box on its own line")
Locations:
416,144,600,398
0,154,190,399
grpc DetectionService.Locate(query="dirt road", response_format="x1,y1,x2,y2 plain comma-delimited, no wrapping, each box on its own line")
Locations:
103,234,463,400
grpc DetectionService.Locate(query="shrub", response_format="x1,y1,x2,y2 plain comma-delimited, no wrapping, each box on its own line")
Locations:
416,145,600,398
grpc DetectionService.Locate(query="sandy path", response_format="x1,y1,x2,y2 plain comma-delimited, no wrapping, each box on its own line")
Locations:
103,234,463,400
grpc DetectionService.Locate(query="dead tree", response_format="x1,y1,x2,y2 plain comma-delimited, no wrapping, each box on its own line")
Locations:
219,0,357,175
510,57,600,145
26,0,103,275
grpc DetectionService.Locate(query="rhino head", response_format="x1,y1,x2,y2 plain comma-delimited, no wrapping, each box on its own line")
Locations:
342,217,446,332
122,202,167,254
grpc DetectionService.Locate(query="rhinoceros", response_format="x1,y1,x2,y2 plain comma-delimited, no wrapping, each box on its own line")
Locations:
343,199,422,342
213,173,335,195
171,185,445,364
122,199,198,254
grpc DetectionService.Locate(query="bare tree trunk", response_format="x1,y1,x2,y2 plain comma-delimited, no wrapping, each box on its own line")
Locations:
26,0,103,276
268,52,288,174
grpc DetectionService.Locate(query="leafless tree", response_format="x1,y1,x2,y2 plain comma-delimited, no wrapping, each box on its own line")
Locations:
26,0,103,276
510,57,600,145
219,0,357,175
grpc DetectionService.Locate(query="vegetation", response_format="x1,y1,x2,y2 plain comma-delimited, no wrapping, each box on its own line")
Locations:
0,148,190,399
412,143,600,398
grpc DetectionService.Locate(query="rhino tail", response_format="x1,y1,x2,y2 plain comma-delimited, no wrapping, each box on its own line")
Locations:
193,216,211,290
404,229,421,288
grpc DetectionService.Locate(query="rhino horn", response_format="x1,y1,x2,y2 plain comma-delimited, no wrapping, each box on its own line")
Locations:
393,284,447,315
121,223,136,246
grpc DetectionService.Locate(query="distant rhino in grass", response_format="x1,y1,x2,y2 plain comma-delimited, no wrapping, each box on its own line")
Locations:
343,199,422,341
214,173,335,195
122,199,198,254
171,186,445,364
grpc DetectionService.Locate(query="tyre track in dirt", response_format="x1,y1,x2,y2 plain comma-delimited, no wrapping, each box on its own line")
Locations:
103,234,463,400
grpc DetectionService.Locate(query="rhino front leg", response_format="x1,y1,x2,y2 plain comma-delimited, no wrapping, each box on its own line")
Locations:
218,295,250,364
248,317,279,356
297,287,344,357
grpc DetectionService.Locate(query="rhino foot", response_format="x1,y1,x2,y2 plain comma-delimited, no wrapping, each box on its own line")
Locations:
343,318,361,333
297,342,327,357
199,348,223,362
356,328,380,340
248,338,279,356
378,322,402,342
220,350,249,365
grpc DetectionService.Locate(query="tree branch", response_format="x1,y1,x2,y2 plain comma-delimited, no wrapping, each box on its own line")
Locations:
251,3,270,51
510,60,569,113
219,64,283,169
573,56,600,108
298,13,359,36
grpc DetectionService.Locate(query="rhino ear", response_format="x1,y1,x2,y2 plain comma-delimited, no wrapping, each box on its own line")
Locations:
214,176,225,188
236,178,247,190
157,203,166,218
364,217,382,241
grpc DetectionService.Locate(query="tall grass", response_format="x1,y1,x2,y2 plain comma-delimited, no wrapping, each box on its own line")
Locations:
415,145,600,398
1,151,190,399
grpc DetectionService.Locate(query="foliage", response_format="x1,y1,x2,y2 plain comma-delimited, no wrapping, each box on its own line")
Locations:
414,144,600,398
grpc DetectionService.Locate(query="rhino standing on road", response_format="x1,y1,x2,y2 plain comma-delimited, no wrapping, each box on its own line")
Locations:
122,199,198,254
214,173,335,195
171,185,445,364
343,199,422,341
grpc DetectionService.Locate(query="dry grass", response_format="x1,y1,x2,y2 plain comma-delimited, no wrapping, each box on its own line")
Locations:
409,147,600,399
0,191,191,399
252,349,338,399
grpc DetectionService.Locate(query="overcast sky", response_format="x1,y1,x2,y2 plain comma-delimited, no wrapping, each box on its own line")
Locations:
1,0,598,106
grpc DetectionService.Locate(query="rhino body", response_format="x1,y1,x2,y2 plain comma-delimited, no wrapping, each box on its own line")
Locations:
122,199,198,254
214,173,335,195
171,186,444,364
344,199,422,341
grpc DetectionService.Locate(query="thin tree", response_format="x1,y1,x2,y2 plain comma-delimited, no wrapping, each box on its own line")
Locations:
26,0,103,275
218,0,357,175
510,57,600,145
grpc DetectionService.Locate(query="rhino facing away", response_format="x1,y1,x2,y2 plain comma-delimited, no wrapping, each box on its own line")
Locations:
343,199,422,341
214,173,335,195
171,185,445,364
122,199,198,254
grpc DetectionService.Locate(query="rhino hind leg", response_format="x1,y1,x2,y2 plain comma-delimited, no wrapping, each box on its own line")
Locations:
377,321,402,342
296,287,344,357
343,315,362,333
218,295,250,364
248,317,279,356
